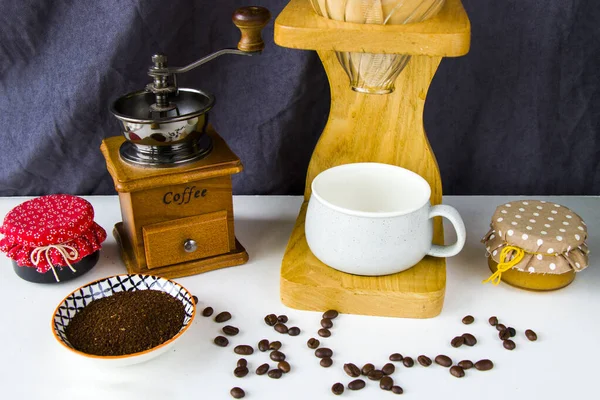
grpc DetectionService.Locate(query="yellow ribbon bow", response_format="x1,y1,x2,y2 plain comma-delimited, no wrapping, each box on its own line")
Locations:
483,245,525,285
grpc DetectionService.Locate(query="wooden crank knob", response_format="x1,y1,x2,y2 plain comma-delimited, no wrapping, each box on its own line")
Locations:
232,6,271,53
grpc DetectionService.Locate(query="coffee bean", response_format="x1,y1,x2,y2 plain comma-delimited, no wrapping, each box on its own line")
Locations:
323,310,339,319
435,355,452,367
270,350,285,362
277,315,288,323
344,363,361,377
278,361,291,373
268,369,283,379
525,329,538,341
320,357,333,368
315,348,333,358
391,386,404,394
451,336,464,348
380,376,394,391
269,341,282,351
223,325,239,336
402,357,414,368
508,327,516,337
288,326,301,336
367,370,384,380
234,366,249,378
258,339,270,352
389,353,404,362
361,363,375,375
237,358,247,368
474,359,494,371
499,330,510,340
450,365,465,378
192,295,198,305
496,323,507,332
264,314,278,326
307,338,320,349
332,383,344,395
256,363,269,375
321,318,333,329
348,379,366,390
230,387,245,399
214,336,229,347
234,345,254,355
215,311,232,323
318,328,331,337
202,307,214,317
274,323,288,334
462,315,474,324
458,360,474,370
462,333,477,346
417,355,432,367
489,316,498,326
503,339,516,350
382,363,396,375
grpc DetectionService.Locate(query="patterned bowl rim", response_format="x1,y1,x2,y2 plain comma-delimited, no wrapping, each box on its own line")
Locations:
50,274,197,360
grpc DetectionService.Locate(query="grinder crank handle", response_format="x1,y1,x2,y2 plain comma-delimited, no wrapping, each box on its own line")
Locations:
232,6,271,53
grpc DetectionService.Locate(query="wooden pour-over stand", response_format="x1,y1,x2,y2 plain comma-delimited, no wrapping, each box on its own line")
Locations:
274,0,470,318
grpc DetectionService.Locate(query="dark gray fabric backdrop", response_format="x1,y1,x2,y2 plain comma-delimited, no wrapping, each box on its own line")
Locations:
0,0,598,196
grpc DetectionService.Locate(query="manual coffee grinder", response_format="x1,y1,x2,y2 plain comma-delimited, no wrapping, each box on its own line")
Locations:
101,6,271,278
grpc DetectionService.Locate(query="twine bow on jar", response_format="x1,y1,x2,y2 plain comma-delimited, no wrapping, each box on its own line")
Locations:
482,246,525,285
30,243,79,282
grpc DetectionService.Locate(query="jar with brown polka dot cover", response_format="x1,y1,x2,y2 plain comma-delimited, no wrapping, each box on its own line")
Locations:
481,200,589,291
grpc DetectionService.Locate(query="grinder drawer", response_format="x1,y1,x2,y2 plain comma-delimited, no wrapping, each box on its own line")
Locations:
142,211,230,269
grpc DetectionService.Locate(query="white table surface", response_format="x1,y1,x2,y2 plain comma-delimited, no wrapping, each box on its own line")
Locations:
0,195,598,400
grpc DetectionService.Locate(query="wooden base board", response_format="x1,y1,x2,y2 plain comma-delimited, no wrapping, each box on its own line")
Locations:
280,202,446,318
113,222,249,279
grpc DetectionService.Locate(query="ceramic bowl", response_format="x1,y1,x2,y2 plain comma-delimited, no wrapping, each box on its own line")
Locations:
51,274,196,367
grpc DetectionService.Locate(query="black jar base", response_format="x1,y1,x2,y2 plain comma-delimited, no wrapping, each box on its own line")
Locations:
12,251,100,284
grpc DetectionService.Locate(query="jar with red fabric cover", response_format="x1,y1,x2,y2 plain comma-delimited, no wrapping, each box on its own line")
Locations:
0,195,107,283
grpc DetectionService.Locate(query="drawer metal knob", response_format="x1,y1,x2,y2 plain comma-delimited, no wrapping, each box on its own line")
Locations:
183,239,197,253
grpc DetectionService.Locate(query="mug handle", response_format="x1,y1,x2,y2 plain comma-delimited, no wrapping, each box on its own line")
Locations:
427,205,467,258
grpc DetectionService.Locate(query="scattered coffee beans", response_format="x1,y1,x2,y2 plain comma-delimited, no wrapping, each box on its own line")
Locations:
332,383,344,395
462,315,475,325
391,386,404,394
499,330,510,340
382,363,396,375
274,323,288,334
234,345,254,355
320,357,333,368
525,329,538,341
264,314,278,326
230,387,245,399
234,366,249,378
256,363,269,375
474,359,494,371
367,369,384,380
202,307,214,317
348,379,366,390
496,323,507,332
344,363,361,377
258,339,269,352
307,338,320,349
458,360,474,370
269,341,282,351
288,327,301,336
318,328,331,337
323,310,339,319
389,353,403,362
315,348,333,358
278,315,288,323
321,318,333,329
361,363,375,375
278,361,291,373
417,355,432,367
215,311,232,323
489,316,498,326
503,339,516,350
270,351,285,362
268,369,283,379
380,376,394,391
462,333,477,346
508,327,516,337
222,326,239,336
402,357,415,368
192,295,198,304
450,365,465,378
214,336,229,347
237,358,247,368
451,336,464,348
435,355,452,367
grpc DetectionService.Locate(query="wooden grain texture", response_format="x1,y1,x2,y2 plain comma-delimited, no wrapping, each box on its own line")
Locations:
274,0,470,55
233,6,272,52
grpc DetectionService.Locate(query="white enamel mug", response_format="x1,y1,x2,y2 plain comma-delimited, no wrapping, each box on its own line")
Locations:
305,163,466,276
